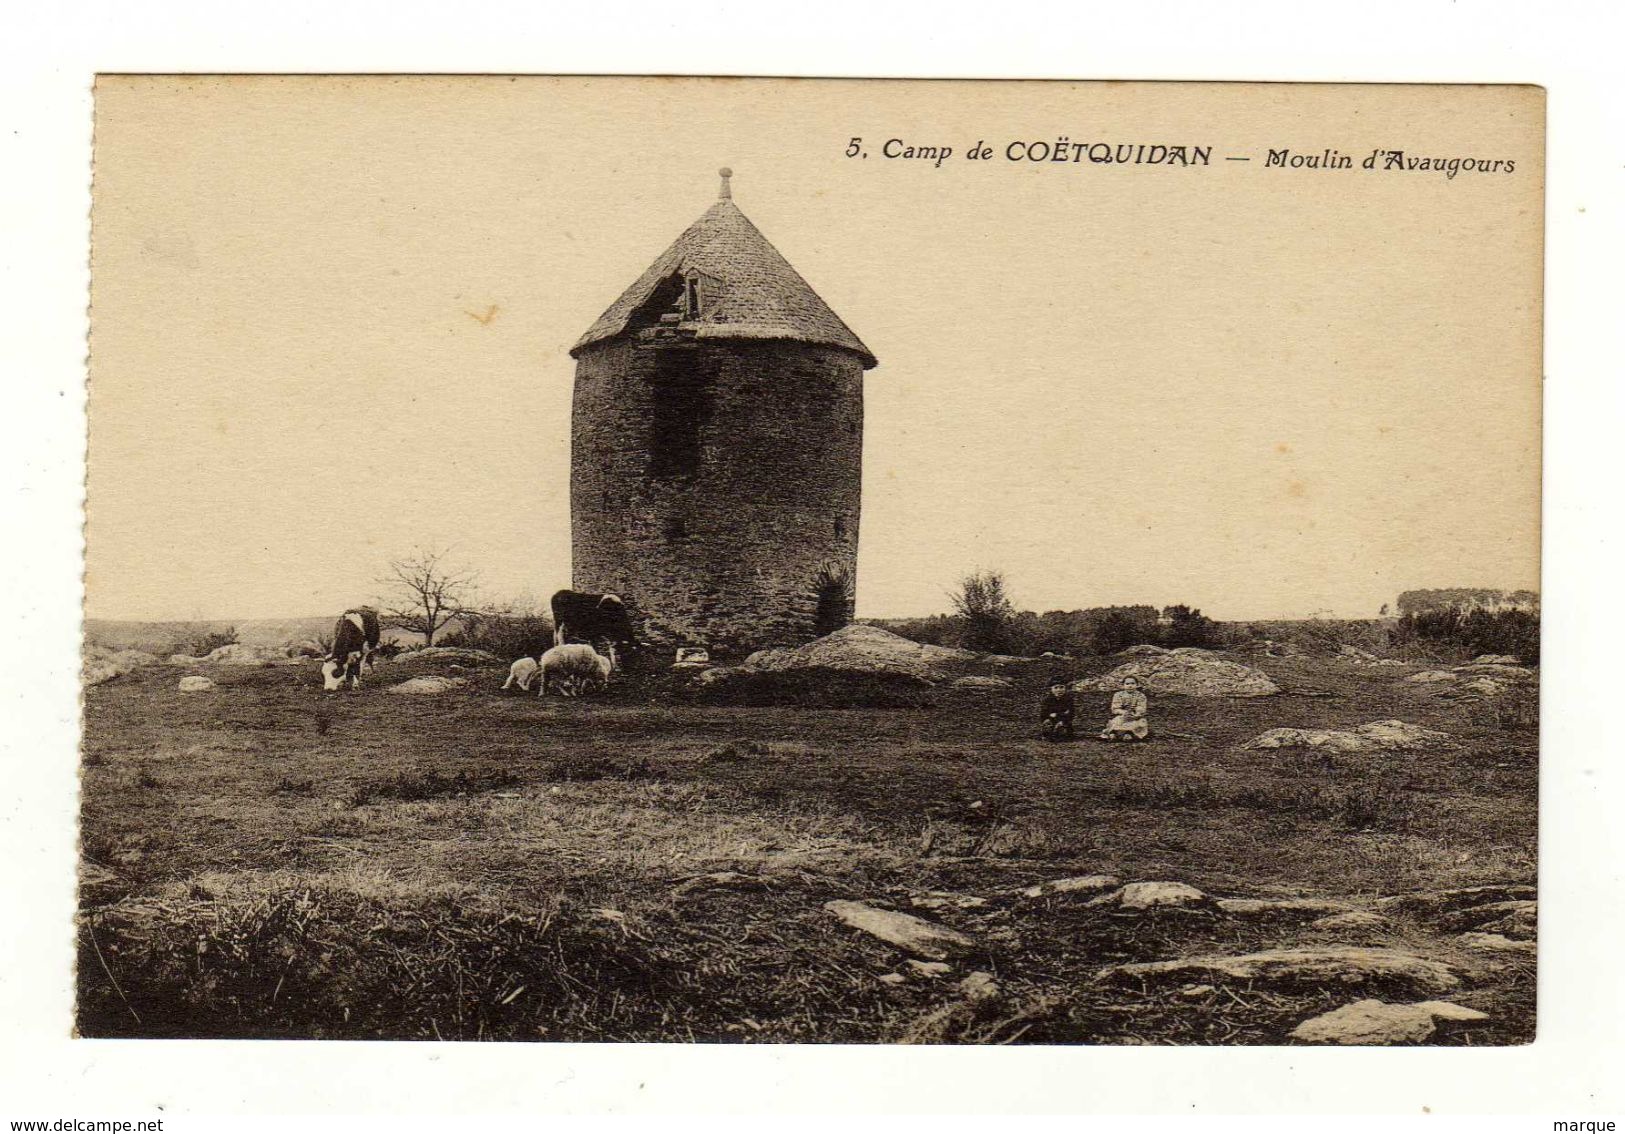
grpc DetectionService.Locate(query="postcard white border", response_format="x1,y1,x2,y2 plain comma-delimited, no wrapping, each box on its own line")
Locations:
2,0,1622,1119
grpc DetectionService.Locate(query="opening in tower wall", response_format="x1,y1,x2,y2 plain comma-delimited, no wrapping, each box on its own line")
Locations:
645,348,714,480
813,562,855,638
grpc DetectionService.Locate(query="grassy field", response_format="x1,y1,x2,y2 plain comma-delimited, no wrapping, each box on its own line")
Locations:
77,648,1537,1044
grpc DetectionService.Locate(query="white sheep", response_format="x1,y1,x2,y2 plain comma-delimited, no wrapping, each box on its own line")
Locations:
537,643,614,697
501,656,540,692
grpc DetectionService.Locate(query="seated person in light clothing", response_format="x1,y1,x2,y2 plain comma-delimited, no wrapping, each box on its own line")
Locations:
1100,676,1150,741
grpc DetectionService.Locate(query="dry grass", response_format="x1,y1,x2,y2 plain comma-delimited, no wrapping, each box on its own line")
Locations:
78,650,1537,1043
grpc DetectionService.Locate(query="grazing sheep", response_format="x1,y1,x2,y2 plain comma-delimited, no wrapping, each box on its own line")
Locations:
502,656,540,693
537,643,614,697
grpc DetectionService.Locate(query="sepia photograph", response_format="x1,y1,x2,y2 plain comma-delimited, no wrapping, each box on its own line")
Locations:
78,76,1543,1047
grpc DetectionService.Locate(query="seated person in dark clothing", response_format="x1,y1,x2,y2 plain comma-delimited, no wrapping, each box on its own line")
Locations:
1039,678,1076,741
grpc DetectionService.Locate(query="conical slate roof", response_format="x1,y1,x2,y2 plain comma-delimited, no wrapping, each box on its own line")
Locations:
571,174,876,369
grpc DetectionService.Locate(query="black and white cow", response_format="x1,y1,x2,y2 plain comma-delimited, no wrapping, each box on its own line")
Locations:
550,589,638,664
321,607,382,691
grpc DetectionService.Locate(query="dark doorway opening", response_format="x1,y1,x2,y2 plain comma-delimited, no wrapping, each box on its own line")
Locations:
813,562,854,638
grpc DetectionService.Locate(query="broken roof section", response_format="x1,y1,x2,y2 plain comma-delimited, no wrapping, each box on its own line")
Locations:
570,170,877,369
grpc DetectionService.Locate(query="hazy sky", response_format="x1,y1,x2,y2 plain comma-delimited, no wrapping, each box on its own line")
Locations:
87,77,1542,622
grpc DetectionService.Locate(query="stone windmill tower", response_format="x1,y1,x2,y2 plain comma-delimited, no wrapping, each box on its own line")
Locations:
568,169,878,653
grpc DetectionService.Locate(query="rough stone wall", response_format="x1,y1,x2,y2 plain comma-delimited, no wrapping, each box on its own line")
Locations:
571,335,864,653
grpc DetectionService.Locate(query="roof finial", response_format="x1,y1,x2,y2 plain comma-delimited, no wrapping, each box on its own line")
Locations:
718,167,733,200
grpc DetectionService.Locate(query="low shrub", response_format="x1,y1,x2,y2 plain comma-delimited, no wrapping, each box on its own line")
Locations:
167,625,239,658
440,612,556,661
1239,618,1396,658
1394,605,1540,666
1468,684,1540,732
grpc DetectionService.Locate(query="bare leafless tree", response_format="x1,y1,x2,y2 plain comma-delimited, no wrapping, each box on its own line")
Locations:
376,546,480,647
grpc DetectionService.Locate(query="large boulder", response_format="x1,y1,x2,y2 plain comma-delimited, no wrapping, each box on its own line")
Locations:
1118,644,1170,657
1241,719,1451,754
176,675,216,693
1290,999,1487,1045
742,625,963,682
1083,655,1279,698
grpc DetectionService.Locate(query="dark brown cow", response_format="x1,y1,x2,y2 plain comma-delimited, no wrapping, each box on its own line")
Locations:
549,590,638,662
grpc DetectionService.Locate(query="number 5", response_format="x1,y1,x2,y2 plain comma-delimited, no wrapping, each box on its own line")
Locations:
846,137,863,158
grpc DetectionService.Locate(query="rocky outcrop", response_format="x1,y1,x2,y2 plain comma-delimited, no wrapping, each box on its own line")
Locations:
1290,999,1487,1045
823,899,976,960
387,676,468,696
744,625,966,682
1099,947,1460,994
1375,884,1536,918
1458,932,1536,956
950,675,1013,690
1435,900,1537,934
200,643,304,666
83,647,160,686
396,647,502,666
1455,663,1536,680
1241,719,1452,754
1018,875,1121,901
1082,655,1280,698
1216,897,1354,917
1310,911,1390,933
1091,881,1210,910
